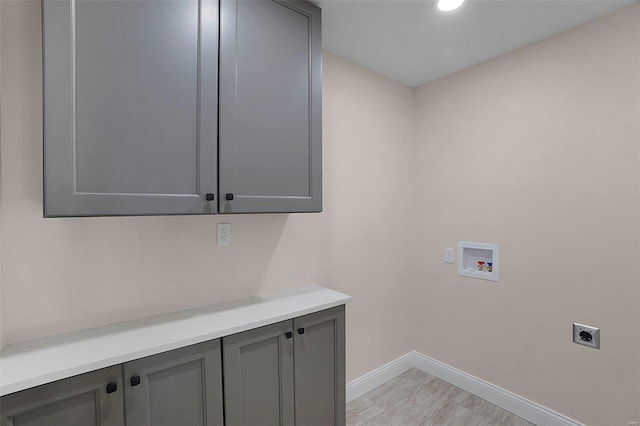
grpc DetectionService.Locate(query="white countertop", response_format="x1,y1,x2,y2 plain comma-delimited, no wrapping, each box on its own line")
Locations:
0,285,350,396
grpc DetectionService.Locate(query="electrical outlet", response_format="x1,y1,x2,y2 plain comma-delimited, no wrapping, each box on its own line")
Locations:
573,323,600,349
217,223,231,246
444,248,454,264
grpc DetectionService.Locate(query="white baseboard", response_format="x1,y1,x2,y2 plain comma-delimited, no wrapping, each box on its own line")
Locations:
346,352,416,402
346,351,583,426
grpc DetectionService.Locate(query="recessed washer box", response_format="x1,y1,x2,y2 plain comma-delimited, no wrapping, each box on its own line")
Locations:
457,241,499,282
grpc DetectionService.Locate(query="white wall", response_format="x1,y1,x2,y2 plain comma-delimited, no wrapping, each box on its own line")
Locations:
412,5,640,425
0,1,416,381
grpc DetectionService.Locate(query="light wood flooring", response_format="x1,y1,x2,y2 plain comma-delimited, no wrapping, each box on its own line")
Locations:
347,368,536,426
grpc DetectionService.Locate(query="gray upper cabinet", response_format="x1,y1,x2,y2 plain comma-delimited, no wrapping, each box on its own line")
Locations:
43,0,322,217
43,0,219,216
123,339,224,426
219,0,322,213
1,365,124,426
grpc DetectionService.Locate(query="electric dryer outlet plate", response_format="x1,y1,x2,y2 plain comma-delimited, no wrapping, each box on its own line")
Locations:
573,323,600,349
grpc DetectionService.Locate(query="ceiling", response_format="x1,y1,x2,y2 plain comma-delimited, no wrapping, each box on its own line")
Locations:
315,0,637,87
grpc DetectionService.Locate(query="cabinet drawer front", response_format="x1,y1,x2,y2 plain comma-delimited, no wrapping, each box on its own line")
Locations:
1,365,124,426
294,305,346,426
123,339,223,426
223,320,295,426
43,0,218,216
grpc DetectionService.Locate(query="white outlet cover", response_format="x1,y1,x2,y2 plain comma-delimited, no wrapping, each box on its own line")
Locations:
217,223,231,247
444,248,454,264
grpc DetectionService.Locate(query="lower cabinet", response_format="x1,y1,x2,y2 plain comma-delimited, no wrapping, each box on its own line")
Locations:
1,305,345,426
223,305,345,426
123,339,224,426
294,307,346,426
0,365,124,426
1,340,223,426
223,319,295,425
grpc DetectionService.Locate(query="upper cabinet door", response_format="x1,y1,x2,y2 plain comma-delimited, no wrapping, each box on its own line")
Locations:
219,0,322,213
43,0,219,217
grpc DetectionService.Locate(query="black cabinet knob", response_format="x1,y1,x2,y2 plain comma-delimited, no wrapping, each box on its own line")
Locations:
106,382,118,394
297,327,305,335
285,331,293,339
225,193,234,201
205,193,215,201
130,375,141,387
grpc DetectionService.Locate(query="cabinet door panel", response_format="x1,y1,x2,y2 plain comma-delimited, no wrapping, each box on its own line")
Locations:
43,0,218,216
220,0,322,213
294,305,346,426
123,340,223,426
1,365,124,426
223,320,294,426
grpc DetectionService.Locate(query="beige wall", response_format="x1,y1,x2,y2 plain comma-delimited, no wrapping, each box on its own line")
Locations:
0,1,416,380
2,0,640,424
0,0,3,351
413,5,640,425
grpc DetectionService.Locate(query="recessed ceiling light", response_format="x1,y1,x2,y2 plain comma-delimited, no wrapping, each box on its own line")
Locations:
437,0,465,12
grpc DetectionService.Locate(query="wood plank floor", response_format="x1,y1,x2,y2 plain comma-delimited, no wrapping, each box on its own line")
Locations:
347,368,536,426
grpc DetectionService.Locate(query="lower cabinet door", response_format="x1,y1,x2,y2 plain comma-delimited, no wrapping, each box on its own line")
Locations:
294,305,346,426
1,365,124,426
223,320,295,426
123,339,223,426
